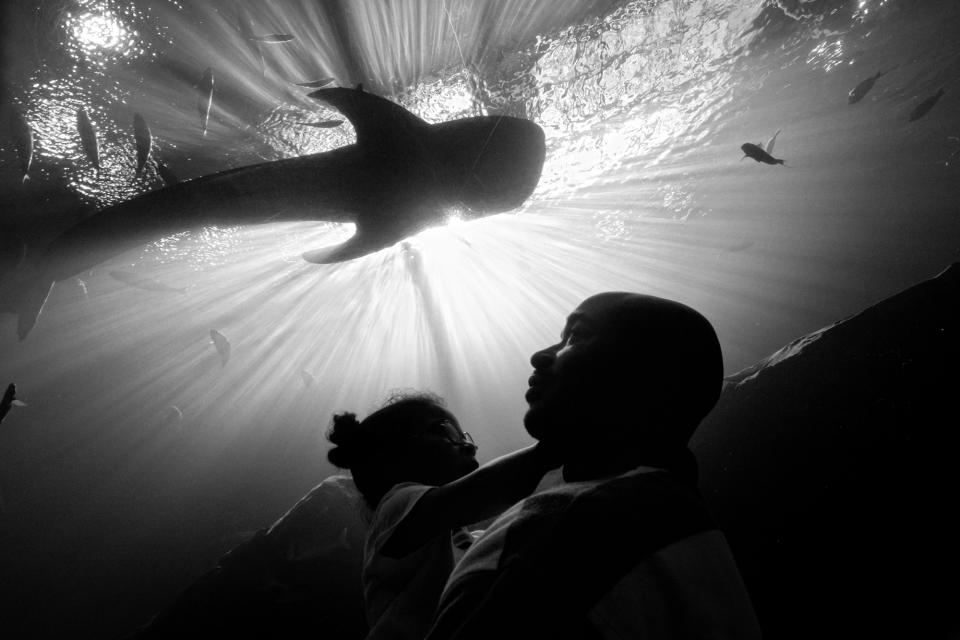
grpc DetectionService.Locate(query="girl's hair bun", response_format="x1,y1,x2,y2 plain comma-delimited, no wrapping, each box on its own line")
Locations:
326,412,364,469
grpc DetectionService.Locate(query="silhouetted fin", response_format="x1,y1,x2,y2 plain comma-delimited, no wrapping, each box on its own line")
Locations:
765,129,781,154
308,87,429,148
302,232,391,264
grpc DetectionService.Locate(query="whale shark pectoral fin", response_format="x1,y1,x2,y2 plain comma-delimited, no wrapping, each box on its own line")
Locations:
302,208,443,264
302,234,383,264
306,87,430,148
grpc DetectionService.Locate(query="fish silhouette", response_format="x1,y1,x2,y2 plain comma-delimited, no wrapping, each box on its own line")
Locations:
2,86,545,339
294,120,344,128
741,129,784,165
210,329,231,367
197,68,214,136
10,108,33,183
133,113,152,176
77,107,100,171
848,70,886,104
908,88,945,122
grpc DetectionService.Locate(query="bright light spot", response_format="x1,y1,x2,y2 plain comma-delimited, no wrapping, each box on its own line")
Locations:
445,212,466,227
61,4,141,65
70,12,127,51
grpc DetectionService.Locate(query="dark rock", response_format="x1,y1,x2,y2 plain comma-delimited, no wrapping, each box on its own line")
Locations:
126,476,368,640
692,263,960,639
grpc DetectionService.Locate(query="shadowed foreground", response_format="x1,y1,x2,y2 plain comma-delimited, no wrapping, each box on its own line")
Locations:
693,263,960,639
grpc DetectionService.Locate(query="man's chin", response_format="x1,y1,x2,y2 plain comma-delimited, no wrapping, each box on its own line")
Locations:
523,405,551,441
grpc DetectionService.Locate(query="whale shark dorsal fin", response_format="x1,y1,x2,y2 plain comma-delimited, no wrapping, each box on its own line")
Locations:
307,87,430,148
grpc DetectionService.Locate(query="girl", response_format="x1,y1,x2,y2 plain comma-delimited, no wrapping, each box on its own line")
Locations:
327,391,557,640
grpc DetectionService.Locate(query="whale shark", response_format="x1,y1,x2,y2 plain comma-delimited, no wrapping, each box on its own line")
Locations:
0,86,546,339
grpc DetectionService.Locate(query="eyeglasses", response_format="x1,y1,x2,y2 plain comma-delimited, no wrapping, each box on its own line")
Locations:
418,418,476,448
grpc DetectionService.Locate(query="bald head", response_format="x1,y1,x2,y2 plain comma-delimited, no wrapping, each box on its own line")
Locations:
524,292,722,454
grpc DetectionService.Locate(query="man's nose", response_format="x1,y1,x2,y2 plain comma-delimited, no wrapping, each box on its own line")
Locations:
530,344,558,368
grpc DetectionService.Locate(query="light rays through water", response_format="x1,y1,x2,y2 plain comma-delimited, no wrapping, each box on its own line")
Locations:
1,0,958,441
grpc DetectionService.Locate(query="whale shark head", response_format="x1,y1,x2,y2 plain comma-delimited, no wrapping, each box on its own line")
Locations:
300,86,546,263
431,115,546,216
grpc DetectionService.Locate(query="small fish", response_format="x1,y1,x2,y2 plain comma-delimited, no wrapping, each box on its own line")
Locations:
210,329,231,366
11,108,33,183
109,270,186,293
76,277,88,299
251,33,295,43
300,369,316,387
741,143,783,165
156,159,179,186
294,78,335,88
133,113,152,176
197,67,214,136
236,4,294,45
908,88,945,122
848,69,886,104
741,130,784,165
0,383,16,423
76,107,100,171
293,120,344,128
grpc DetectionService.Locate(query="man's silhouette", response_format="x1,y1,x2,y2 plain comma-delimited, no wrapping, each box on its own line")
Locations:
427,292,761,640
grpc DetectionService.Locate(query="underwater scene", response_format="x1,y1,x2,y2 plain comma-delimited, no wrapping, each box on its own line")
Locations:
1,0,958,638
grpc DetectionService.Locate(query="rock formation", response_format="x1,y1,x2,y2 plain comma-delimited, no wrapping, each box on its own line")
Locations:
692,263,960,639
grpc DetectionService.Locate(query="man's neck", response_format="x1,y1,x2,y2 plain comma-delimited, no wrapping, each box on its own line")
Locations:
561,448,645,482
560,438,692,483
